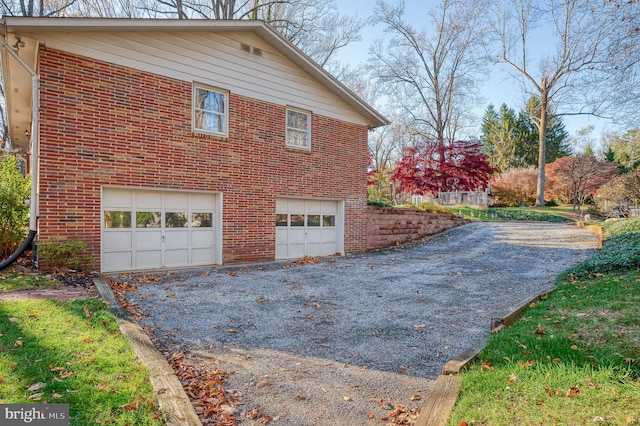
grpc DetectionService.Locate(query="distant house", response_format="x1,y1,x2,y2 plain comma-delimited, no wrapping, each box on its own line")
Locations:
0,17,388,273
437,191,490,208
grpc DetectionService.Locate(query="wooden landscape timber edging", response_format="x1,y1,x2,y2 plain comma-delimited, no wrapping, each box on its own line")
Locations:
93,276,201,426
415,289,554,426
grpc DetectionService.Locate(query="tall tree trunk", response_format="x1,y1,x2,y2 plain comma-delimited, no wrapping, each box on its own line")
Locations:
535,78,548,206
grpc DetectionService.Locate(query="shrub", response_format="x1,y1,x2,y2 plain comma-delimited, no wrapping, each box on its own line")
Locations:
367,199,392,207
562,216,640,279
490,167,538,207
415,203,454,215
0,154,31,260
38,238,93,272
594,168,640,215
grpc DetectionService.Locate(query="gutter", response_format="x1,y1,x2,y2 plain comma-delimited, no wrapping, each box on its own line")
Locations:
0,35,40,270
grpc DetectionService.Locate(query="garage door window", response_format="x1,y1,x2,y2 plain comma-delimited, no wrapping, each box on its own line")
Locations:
166,212,188,227
104,211,131,228
307,215,321,226
323,215,335,227
290,214,305,226
137,212,161,228
276,213,334,227
192,213,213,227
276,214,288,227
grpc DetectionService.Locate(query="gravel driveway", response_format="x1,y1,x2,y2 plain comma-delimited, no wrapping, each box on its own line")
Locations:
114,221,598,425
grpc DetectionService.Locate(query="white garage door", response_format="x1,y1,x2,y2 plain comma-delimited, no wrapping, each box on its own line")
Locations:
275,198,344,259
101,188,221,272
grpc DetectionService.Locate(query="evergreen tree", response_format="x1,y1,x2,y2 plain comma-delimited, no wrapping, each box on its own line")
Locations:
481,104,517,172
518,97,571,166
606,129,640,172
480,98,571,172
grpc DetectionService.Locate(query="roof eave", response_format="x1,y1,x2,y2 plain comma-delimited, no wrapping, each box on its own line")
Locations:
0,17,389,129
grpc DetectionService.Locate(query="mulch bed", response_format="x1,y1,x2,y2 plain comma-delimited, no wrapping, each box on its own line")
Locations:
5,250,96,290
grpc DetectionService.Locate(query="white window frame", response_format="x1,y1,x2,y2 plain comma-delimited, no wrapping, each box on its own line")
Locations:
286,107,311,150
193,84,229,137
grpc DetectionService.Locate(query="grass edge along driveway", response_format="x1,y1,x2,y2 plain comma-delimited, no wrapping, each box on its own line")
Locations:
449,218,640,426
0,296,164,426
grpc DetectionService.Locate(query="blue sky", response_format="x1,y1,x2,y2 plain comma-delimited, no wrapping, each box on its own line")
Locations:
334,0,613,145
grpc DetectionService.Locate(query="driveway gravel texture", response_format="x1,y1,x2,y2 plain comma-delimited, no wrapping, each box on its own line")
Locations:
113,221,598,425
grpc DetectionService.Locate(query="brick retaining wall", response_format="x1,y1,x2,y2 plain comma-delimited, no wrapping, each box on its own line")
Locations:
366,206,470,250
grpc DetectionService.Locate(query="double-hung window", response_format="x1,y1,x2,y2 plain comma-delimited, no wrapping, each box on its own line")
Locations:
286,108,311,149
193,84,228,136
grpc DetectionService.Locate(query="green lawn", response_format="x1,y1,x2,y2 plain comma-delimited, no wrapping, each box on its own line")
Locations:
0,297,164,425
0,266,61,292
454,205,579,223
448,217,640,425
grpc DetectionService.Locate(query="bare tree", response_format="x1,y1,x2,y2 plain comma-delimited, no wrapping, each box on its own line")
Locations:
370,0,487,150
63,0,143,17
0,0,79,16
368,119,422,205
259,0,365,68
486,0,637,206
127,0,364,68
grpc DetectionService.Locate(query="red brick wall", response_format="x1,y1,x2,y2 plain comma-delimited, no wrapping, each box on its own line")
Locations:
366,206,469,250
36,47,369,269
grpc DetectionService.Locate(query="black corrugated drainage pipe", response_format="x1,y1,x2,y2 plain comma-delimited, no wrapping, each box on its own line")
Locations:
0,230,36,271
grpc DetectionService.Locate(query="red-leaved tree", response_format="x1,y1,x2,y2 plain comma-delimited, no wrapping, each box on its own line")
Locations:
545,156,619,210
391,140,496,196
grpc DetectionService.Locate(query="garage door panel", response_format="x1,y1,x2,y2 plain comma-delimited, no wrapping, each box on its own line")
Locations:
276,229,288,243
192,248,215,264
305,243,321,256
103,232,132,250
289,229,306,243
136,230,162,249
135,191,162,209
136,250,163,270
322,201,337,214
192,229,215,246
275,244,288,258
322,242,337,253
322,230,337,243
165,249,189,267
306,229,321,240
306,200,322,212
165,230,189,248
288,199,306,213
103,252,132,271
103,189,132,209
165,193,189,210
191,194,215,210
288,243,306,258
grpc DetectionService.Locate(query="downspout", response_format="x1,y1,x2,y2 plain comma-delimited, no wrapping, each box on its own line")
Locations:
0,35,39,270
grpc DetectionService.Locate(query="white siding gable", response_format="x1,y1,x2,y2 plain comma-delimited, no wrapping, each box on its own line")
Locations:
31,29,370,126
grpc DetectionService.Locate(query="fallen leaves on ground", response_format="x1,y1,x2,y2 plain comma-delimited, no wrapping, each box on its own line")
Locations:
381,404,420,425
27,382,46,392
375,395,421,425
282,255,320,268
107,278,143,321
167,351,239,425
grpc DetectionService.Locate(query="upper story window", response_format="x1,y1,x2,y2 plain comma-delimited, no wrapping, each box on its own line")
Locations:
193,84,228,136
286,108,311,149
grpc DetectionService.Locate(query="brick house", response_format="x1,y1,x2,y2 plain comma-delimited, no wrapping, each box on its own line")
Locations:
0,18,388,273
